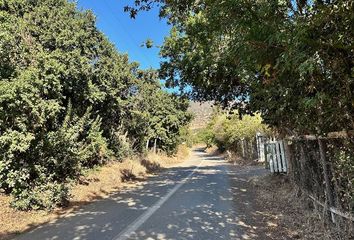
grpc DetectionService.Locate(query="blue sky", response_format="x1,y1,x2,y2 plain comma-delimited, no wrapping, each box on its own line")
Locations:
76,0,170,70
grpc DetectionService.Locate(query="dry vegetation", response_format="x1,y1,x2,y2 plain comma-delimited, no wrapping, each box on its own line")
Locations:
251,175,353,240
0,146,190,240
204,146,221,156
225,150,262,166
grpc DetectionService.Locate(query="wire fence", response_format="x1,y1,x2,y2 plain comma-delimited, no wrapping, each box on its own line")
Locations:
230,131,353,230
285,136,353,232
233,138,258,161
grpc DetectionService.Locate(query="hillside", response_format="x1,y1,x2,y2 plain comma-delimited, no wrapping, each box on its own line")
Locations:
188,101,214,130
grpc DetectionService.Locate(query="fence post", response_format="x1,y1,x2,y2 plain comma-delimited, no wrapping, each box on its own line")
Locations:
146,139,149,150
264,143,270,169
283,140,292,175
256,133,266,162
275,141,282,172
153,138,157,154
241,139,245,158
279,140,287,172
318,138,336,223
271,141,278,172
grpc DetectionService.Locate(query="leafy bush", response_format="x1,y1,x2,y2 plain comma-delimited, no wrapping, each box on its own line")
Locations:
327,140,354,213
80,117,112,167
177,126,191,147
195,128,215,148
0,0,191,210
10,182,70,211
198,111,269,151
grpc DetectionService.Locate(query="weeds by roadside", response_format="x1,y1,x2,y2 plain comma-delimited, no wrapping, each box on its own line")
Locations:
251,174,352,240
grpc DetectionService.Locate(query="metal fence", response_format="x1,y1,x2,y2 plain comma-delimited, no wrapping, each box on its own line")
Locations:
286,137,353,226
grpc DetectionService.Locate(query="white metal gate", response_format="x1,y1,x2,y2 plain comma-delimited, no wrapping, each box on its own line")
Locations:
264,140,288,173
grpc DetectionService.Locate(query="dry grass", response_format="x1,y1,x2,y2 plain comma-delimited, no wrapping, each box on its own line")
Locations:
0,147,191,240
203,146,260,166
251,175,351,240
0,195,61,240
142,145,191,170
225,150,261,166
204,145,220,155
118,158,147,182
71,158,146,204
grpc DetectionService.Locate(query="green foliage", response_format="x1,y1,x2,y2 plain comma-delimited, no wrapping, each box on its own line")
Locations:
195,128,215,148
141,38,154,48
327,140,354,212
0,0,191,210
127,69,192,154
126,0,354,135
178,126,194,148
80,116,112,167
198,111,268,150
11,182,69,211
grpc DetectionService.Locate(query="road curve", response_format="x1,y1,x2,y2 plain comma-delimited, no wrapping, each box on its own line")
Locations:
15,148,269,240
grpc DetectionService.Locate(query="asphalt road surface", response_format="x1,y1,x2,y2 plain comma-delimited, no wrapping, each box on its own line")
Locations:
16,148,269,240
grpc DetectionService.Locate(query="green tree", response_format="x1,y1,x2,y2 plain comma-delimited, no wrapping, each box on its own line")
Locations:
127,69,192,153
125,0,354,135
0,0,191,209
198,111,268,150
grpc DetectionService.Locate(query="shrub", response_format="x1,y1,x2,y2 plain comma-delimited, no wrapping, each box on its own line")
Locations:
80,117,112,167
0,0,191,211
198,111,269,151
10,182,70,211
195,128,215,148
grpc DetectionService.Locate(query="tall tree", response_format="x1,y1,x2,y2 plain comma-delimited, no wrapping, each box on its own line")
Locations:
126,0,354,135
0,0,191,209
127,69,192,153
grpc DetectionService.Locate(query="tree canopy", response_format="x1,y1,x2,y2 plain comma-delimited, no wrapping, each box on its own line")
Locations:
126,69,192,153
126,0,354,135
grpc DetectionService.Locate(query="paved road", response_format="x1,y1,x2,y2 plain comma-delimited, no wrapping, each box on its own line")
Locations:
16,148,269,240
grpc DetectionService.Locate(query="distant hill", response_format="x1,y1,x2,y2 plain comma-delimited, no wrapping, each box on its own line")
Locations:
188,101,214,130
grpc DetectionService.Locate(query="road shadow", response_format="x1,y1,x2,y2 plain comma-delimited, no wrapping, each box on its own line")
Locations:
14,149,291,240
